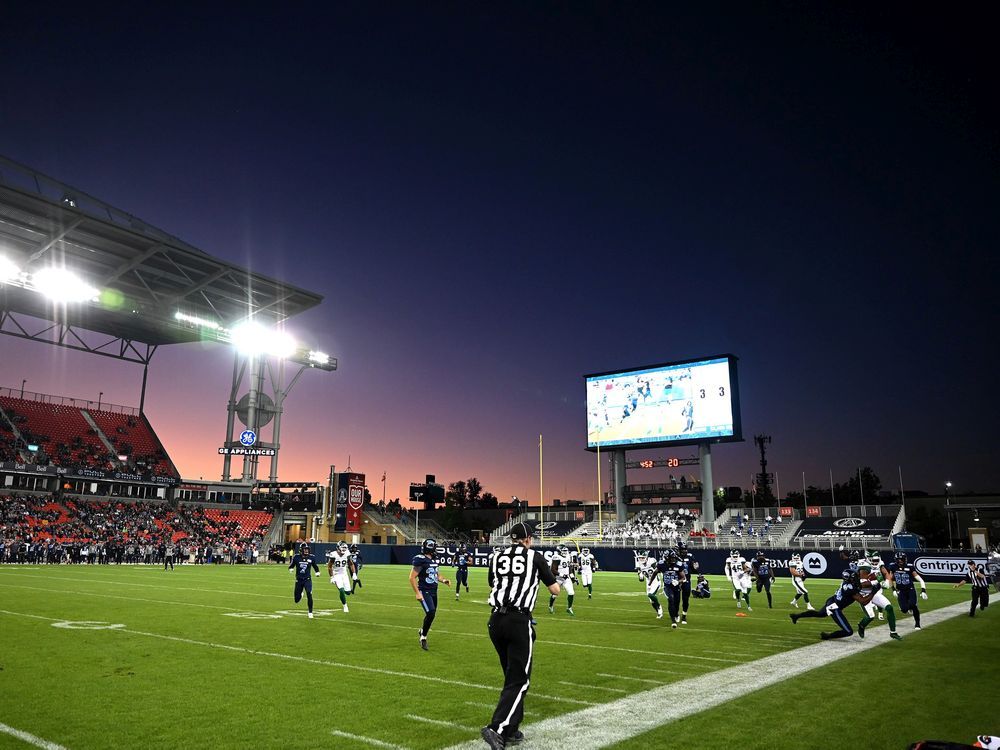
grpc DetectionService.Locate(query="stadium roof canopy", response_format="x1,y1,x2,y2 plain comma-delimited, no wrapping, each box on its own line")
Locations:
0,155,322,361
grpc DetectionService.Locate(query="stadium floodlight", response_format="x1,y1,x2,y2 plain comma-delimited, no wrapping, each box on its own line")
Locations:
0,255,20,282
307,350,330,365
945,481,953,489
174,310,220,329
230,320,298,358
32,267,99,303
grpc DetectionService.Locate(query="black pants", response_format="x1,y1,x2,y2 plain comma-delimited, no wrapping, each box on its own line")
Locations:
970,587,989,616
488,611,535,738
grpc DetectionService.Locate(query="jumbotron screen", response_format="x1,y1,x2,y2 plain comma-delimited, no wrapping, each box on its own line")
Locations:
585,355,742,450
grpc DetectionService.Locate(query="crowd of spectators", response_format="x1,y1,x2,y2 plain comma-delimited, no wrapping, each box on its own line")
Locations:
728,513,780,540
0,493,268,565
605,508,697,544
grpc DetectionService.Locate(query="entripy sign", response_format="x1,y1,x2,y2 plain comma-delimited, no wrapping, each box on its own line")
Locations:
913,556,987,578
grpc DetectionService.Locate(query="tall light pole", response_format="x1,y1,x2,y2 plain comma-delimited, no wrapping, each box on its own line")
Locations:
98,391,103,410
20,379,26,398
945,481,953,549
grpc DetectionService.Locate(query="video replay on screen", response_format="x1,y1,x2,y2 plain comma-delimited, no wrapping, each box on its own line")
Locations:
585,355,742,450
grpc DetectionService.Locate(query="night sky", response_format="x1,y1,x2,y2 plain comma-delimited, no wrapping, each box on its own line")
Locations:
1,5,997,501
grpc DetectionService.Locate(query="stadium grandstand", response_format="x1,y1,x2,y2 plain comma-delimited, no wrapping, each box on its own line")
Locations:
0,154,333,548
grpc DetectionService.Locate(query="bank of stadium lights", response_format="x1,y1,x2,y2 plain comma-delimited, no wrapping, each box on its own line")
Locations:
173,311,221,330
0,256,99,303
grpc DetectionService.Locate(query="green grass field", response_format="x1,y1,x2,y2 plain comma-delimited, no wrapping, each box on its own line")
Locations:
0,563,997,749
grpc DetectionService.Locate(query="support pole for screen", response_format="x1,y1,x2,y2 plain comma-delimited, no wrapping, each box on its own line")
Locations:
699,443,715,524
613,449,627,524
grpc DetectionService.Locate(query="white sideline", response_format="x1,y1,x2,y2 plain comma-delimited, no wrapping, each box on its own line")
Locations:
443,593,998,750
0,722,68,750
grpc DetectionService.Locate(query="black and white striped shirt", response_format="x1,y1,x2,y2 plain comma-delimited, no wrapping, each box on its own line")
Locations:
488,543,557,612
967,565,989,588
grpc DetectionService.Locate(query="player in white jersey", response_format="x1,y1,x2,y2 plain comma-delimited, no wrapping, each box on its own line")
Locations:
326,542,356,613
578,547,599,599
724,549,752,610
635,549,664,618
789,553,815,610
548,545,576,615
856,558,902,639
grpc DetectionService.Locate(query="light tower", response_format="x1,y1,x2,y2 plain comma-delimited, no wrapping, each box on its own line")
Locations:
753,433,773,502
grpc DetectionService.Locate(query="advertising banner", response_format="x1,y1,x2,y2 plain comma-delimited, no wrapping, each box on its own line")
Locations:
345,473,365,534
312,544,989,584
0,461,177,486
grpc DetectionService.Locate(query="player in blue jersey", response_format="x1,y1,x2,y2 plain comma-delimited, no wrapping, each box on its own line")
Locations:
789,569,870,639
692,574,711,598
348,544,363,592
658,549,688,628
751,551,776,608
454,543,472,600
288,543,320,619
886,551,928,630
410,538,450,650
675,541,699,623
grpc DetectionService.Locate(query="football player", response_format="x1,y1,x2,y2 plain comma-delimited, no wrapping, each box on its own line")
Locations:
548,545,576,616
348,544,363,592
454,543,472,600
790,568,872,640
692,574,711,598
789,553,815,610
410,538,450,650
326,541,355,612
885,551,928,630
637,550,664,619
289,543,320,618
855,559,902,639
658,549,687,628
724,549,752,611
751,551,776,608
578,547,599,599
675,540,699,623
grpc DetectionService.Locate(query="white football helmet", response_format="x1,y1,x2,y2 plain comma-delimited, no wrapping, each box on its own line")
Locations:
337,541,349,554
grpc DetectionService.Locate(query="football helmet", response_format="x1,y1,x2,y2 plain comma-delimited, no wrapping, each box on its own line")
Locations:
790,553,802,565
849,550,861,562
841,568,855,582
337,541,349,554
300,543,310,556
756,550,766,561
677,540,688,552
421,538,437,555
349,544,359,554
895,551,907,566
557,545,569,557
729,549,740,560
869,553,882,567
458,543,468,553
581,547,590,555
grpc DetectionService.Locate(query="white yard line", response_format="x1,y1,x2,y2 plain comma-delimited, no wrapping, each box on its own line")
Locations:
596,673,664,685
0,608,592,707
631,666,688,676
404,715,477,732
0,722,69,750
442,593,999,750
558,680,627,694
329,730,411,749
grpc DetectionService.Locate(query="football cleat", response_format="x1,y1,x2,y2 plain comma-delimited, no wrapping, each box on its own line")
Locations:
877,612,885,621
567,608,575,616
308,611,314,619
747,606,753,612
671,621,678,629
419,632,428,651
343,604,349,613
656,609,663,619
807,604,816,611
681,617,687,625
914,626,922,631
549,605,554,614
480,727,505,750
790,599,799,608
858,623,865,639
736,600,742,609
890,632,903,640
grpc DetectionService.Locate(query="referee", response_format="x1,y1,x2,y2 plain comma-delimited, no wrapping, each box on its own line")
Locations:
480,522,559,750
954,559,991,617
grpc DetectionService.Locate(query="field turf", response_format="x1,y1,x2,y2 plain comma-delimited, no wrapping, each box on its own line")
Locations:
0,563,997,749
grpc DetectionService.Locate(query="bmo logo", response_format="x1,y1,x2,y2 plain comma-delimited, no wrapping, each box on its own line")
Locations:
802,552,827,576
348,485,364,510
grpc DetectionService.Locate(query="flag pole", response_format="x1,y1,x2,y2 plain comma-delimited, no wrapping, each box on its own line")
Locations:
802,471,807,516
539,434,544,543
858,467,865,507
829,468,835,504
898,465,905,504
